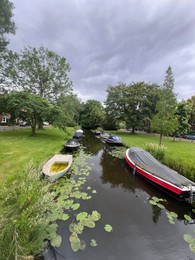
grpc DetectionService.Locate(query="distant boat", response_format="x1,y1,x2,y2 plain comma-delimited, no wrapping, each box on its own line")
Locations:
105,134,123,146
42,154,73,181
73,131,83,139
95,130,101,135
65,138,80,151
76,129,83,134
125,147,195,204
100,131,109,140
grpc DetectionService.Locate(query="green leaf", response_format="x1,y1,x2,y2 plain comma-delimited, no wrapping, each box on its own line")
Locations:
70,235,81,252
104,224,113,232
50,235,62,248
76,212,88,221
184,234,193,243
149,200,157,205
184,214,192,221
156,203,165,209
92,190,97,194
90,239,97,247
91,211,101,221
71,203,80,210
61,214,69,221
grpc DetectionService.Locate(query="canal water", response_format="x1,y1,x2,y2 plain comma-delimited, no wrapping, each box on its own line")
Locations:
45,130,195,260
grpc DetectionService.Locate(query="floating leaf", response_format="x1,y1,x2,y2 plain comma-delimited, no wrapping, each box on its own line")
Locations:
152,196,159,202
91,211,101,221
90,239,97,247
92,190,97,194
70,235,81,252
157,203,165,209
87,186,91,190
50,235,62,248
149,200,157,205
71,203,80,210
184,214,192,221
61,214,69,221
76,212,88,221
184,234,194,243
104,224,113,232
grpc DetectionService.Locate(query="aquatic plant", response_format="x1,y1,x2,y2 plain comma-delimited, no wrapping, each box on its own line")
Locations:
108,146,126,159
0,149,107,258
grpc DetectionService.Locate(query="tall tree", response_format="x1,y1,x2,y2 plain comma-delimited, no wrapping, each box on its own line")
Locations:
6,91,50,135
105,82,160,133
80,100,104,129
4,46,72,102
0,0,15,52
152,66,178,145
174,101,191,138
187,96,195,130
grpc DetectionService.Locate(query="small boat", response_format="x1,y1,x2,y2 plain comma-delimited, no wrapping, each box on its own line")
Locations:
65,138,80,151
100,131,109,140
73,131,83,139
76,129,83,134
105,134,123,146
125,147,195,204
95,130,101,135
42,154,73,180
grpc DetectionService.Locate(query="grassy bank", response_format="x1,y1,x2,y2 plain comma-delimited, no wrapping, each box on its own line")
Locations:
0,127,75,184
112,131,195,180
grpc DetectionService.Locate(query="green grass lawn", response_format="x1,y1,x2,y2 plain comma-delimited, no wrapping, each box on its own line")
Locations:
0,127,75,184
112,131,195,167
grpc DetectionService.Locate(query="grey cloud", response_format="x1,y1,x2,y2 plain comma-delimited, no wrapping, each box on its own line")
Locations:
8,0,195,102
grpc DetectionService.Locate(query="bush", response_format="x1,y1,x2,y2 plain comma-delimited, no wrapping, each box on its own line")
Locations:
145,143,167,161
0,163,58,259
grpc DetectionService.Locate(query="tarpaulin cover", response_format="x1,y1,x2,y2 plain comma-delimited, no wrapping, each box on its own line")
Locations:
127,147,195,187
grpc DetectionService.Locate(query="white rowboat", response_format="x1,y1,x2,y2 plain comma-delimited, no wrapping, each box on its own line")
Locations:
42,154,73,180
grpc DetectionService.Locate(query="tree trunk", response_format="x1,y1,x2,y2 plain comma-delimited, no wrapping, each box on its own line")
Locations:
159,133,163,146
37,119,43,129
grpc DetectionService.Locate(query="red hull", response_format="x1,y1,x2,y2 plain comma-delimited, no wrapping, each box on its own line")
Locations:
125,154,183,196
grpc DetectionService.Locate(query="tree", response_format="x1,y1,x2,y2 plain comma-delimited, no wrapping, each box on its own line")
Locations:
105,82,160,133
56,93,82,127
3,46,72,102
187,96,195,130
152,66,178,145
80,100,104,129
0,0,15,52
6,91,50,135
174,101,191,138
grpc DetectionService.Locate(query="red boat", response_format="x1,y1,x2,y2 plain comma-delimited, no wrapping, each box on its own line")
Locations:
125,147,195,204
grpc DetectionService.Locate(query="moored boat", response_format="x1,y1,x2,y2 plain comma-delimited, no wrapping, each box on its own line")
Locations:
125,147,195,204
65,138,80,151
42,154,73,180
73,131,83,139
105,134,123,146
100,131,109,140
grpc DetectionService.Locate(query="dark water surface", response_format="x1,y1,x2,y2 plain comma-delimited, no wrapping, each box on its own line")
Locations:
45,131,195,260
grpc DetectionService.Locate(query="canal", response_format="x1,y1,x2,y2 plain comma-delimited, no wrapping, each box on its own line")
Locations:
45,130,195,260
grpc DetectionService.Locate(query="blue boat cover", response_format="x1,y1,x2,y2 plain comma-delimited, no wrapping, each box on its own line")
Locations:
127,147,195,187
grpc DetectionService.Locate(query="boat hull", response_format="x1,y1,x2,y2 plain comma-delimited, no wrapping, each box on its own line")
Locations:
125,148,195,203
42,154,73,181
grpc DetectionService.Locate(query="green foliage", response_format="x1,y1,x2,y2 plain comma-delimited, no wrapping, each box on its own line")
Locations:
108,146,127,159
6,91,50,135
0,0,15,51
145,143,167,161
0,164,58,259
105,82,160,133
80,99,104,129
174,101,191,137
104,224,113,232
0,148,104,258
184,234,195,253
166,211,178,224
149,196,165,209
152,66,177,145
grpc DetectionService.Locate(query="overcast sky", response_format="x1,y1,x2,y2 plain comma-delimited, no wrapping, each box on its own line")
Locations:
8,0,195,103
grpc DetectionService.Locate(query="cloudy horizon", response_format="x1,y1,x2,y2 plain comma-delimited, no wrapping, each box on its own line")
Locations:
8,0,195,103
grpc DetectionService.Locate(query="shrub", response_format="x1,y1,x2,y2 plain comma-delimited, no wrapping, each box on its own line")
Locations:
145,143,167,161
